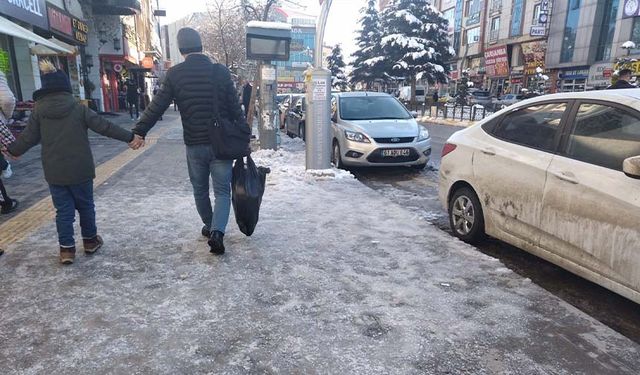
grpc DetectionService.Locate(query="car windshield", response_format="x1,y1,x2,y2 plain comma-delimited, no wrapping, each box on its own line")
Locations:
415,89,425,96
339,96,412,121
472,91,490,97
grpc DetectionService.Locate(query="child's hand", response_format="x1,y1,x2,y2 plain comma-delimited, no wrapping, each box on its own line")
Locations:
128,135,145,150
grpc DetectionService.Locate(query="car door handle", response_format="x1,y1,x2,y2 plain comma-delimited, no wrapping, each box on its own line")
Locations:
481,147,496,156
552,171,579,184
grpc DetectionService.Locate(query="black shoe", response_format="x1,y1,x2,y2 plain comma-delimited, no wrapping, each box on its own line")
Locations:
201,226,211,238
0,199,18,214
208,231,225,255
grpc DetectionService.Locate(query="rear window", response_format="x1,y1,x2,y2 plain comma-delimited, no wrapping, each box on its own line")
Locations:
415,89,425,96
493,102,568,152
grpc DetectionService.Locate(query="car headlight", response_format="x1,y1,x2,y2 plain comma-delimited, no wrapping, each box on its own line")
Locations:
345,130,371,143
417,127,430,141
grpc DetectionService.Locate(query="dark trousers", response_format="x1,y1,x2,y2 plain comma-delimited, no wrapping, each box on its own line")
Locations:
128,100,139,119
49,181,97,248
0,178,11,208
243,101,250,117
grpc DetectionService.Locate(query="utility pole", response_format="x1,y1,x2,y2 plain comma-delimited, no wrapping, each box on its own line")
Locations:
305,0,333,170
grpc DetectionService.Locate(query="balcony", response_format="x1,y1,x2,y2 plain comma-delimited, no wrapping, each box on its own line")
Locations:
490,0,502,13
490,29,499,43
91,0,141,15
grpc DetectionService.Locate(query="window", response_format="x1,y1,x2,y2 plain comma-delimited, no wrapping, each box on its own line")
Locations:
565,103,640,170
532,4,541,26
493,102,567,152
491,17,500,31
466,27,480,45
595,0,619,61
561,0,581,63
465,0,472,17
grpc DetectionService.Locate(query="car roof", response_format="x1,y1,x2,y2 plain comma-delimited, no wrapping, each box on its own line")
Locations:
513,89,640,105
334,91,391,98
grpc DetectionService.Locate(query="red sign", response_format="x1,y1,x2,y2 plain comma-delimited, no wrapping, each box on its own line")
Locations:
47,5,72,37
141,56,154,69
484,45,509,77
603,68,613,78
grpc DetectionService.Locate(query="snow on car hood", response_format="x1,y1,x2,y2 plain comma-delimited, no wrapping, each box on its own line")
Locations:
345,119,419,138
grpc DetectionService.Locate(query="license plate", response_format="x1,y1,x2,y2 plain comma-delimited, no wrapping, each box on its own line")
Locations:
382,149,410,157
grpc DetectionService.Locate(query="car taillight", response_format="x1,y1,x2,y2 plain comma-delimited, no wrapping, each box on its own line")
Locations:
442,143,457,158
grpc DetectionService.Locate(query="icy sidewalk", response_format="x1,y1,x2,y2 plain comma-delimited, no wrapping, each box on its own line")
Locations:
0,129,638,374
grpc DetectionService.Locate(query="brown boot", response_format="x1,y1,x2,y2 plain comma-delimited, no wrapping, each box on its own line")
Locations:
83,235,103,254
60,247,76,264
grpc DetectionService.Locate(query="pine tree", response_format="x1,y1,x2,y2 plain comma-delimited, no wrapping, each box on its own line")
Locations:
349,0,385,90
327,44,349,91
379,0,453,106
456,70,471,106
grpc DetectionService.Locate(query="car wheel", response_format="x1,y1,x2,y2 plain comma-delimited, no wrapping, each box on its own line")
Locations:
332,141,343,169
411,163,427,170
299,124,305,141
448,187,485,244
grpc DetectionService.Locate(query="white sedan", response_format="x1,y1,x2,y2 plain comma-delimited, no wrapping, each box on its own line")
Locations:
439,90,640,304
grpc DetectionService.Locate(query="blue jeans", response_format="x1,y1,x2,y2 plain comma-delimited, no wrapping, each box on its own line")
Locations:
186,144,233,233
49,181,96,248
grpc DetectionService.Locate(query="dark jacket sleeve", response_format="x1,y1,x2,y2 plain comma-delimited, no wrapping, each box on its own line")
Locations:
216,65,245,123
133,73,175,137
84,106,134,143
8,110,41,156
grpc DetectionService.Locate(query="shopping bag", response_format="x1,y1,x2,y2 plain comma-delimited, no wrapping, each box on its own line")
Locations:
231,156,270,236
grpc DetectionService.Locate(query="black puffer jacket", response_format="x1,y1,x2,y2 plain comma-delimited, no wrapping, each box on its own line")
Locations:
133,54,244,145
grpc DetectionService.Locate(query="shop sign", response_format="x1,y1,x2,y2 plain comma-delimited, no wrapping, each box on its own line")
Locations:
559,67,589,80
0,0,48,29
450,70,459,80
47,5,71,37
614,60,640,75
521,40,546,75
530,26,546,37
588,63,613,87
468,57,482,76
510,77,523,84
623,0,640,18
72,18,88,45
484,45,508,77
0,48,10,74
141,56,154,69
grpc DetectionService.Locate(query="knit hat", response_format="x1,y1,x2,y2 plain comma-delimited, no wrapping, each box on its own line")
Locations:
33,60,72,100
177,27,203,55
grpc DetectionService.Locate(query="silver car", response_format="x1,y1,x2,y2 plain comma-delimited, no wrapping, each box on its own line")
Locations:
331,92,432,169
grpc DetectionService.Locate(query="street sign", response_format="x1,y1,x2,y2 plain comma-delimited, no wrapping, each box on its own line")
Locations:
530,26,546,37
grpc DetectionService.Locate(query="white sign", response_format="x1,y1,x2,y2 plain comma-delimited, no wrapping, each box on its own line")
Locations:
530,26,547,37
312,79,327,100
261,66,276,81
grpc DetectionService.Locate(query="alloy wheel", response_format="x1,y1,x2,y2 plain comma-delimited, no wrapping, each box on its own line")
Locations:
452,195,475,235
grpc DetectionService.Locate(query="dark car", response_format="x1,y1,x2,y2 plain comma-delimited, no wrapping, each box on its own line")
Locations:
285,96,306,140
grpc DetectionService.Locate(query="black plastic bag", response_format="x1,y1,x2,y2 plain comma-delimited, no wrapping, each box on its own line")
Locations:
232,156,270,236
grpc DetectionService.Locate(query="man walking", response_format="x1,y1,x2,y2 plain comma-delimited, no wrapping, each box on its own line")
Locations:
132,28,244,255
608,69,636,89
242,80,252,118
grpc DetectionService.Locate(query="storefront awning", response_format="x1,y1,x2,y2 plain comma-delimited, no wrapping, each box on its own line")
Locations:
0,16,73,54
30,38,77,56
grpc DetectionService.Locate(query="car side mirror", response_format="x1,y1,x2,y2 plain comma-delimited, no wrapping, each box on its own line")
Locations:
623,156,640,179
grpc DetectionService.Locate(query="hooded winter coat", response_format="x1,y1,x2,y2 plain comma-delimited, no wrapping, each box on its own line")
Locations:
8,92,134,185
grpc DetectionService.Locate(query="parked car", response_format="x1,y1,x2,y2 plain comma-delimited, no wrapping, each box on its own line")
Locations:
279,94,302,130
439,90,640,304
492,93,523,109
468,90,493,108
331,92,432,169
285,96,306,140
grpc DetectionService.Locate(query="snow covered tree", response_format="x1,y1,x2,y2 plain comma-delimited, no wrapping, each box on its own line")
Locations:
456,70,471,106
350,0,386,89
379,0,453,106
327,44,348,91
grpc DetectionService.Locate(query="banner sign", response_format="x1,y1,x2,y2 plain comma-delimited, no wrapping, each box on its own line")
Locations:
46,5,88,45
453,0,463,54
484,46,509,77
521,40,546,75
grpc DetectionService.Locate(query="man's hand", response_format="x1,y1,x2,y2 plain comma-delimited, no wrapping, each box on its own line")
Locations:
128,134,145,150
1,146,16,160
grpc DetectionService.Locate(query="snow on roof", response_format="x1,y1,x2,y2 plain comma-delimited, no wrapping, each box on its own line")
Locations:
247,21,292,31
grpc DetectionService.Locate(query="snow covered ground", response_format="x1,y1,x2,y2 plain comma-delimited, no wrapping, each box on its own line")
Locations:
0,122,638,374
